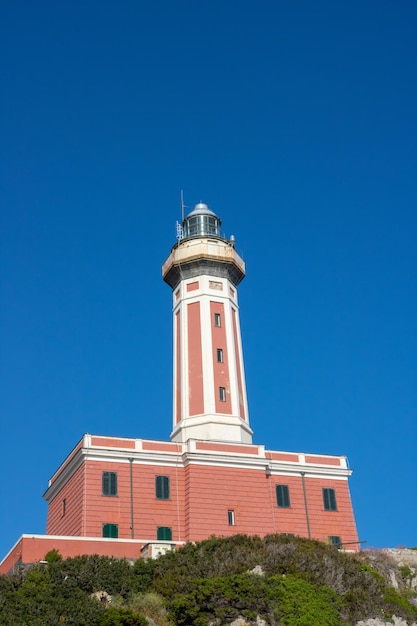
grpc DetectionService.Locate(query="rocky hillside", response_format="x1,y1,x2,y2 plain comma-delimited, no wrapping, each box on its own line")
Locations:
0,535,416,625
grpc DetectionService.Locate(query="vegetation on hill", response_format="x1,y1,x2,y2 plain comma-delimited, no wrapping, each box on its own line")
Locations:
0,535,416,625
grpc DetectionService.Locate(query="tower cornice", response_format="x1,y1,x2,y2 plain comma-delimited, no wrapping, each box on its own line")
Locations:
162,236,245,289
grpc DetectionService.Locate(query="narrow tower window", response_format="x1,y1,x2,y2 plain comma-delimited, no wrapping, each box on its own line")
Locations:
228,510,235,526
323,488,337,511
219,387,226,402
217,348,224,363
214,313,221,327
62,498,66,517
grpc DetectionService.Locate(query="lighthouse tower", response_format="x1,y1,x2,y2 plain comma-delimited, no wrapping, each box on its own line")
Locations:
162,202,253,444
0,200,359,575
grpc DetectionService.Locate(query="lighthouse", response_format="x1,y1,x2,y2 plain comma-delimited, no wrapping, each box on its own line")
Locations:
0,198,361,575
162,202,253,444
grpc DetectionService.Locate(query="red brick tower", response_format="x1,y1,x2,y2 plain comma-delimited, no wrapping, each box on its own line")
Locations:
162,203,252,444
0,200,360,575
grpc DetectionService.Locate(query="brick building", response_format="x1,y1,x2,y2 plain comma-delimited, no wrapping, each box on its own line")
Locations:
0,202,359,575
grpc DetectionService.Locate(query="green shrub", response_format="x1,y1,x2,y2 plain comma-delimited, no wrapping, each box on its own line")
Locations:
398,564,414,581
383,587,417,621
131,557,156,593
44,548,63,563
95,606,147,626
127,592,170,626
168,573,341,626
169,574,267,625
48,555,135,597
2,535,417,626
269,574,341,626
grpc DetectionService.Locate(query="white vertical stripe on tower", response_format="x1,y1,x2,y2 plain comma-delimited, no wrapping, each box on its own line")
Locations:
172,301,178,425
233,305,249,421
180,294,189,423
224,282,238,417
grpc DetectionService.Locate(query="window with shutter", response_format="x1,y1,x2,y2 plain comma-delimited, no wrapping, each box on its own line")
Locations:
276,484,290,508
157,526,172,541
329,536,342,549
102,471,117,496
323,488,337,511
155,475,170,500
102,523,118,538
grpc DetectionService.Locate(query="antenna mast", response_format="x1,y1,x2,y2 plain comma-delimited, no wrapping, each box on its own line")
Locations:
176,190,185,242
180,189,185,223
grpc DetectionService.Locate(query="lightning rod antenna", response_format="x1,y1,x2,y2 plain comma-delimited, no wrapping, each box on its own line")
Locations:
181,189,185,223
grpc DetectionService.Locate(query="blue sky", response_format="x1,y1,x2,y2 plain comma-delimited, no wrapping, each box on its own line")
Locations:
1,0,416,558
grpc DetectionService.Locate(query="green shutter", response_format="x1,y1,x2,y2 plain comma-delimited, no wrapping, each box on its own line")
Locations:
102,472,117,496
103,523,118,538
323,488,337,511
156,476,170,500
276,485,290,508
157,526,172,541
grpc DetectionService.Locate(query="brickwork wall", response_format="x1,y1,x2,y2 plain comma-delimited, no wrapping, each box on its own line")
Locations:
271,475,311,537
47,459,186,543
46,455,358,549
181,466,356,544
82,460,131,538
303,476,358,545
46,464,85,536
0,537,146,575
184,465,274,540
124,462,185,542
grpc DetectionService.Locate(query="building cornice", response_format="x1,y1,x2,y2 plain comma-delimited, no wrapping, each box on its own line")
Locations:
43,435,352,502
